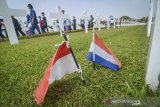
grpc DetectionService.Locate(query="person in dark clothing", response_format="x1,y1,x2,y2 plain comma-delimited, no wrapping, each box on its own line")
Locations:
11,16,25,37
80,19,85,29
72,16,76,30
41,12,49,32
0,19,5,38
89,15,94,28
27,4,41,35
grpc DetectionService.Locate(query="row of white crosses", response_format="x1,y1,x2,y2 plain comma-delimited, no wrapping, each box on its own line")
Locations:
107,18,128,30
0,0,26,45
50,7,100,35
81,11,102,33
48,5,160,92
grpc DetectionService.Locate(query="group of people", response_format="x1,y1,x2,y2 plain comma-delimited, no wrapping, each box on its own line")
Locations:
0,3,50,38
0,3,97,39
63,16,76,31
80,15,95,29
0,16,26,38
26,4,49,35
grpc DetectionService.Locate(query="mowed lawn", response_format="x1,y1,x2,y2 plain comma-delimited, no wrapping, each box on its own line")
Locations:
0,26,159,107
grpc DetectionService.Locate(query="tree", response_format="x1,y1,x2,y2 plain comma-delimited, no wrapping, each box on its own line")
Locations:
137,17,148,23
120,16,133,21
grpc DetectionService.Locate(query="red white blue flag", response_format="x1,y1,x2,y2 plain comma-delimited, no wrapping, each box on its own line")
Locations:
88,33,122,71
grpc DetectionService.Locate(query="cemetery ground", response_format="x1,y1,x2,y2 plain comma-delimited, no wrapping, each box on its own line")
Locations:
0,26,160,107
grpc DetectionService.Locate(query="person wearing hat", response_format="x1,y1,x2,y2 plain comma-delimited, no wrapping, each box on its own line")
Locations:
41,12,49,32
27,4,41,35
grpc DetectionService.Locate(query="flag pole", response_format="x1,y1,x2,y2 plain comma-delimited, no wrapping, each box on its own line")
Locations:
60,27,79,68
62,32,79,69
60,29,85,83
92,23,96,70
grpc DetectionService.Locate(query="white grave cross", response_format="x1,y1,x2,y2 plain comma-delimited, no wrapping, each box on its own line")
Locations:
124,19,126,27
96,13,101,31
146,0,160,91
0,0,26,45
107,18,110,30
117,18,120,28
81,11,89,33
121,19,124,27
147,0,154,37
50,6,70,36
113,18,116,29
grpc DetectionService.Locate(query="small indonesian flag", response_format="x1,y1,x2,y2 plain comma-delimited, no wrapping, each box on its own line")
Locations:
88,33,122,71
34,41,79,105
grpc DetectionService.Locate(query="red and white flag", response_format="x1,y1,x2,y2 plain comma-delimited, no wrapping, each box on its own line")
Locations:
34,41,80,105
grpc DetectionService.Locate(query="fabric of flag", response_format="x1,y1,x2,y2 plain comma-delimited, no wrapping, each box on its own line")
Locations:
88,33,122,71
34,41,79,105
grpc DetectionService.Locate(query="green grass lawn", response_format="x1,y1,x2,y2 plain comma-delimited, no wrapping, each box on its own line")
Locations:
0,26,159,107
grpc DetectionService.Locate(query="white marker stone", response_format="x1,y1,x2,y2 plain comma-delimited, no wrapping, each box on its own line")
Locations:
123,19,126,27
96,13,101,31
147,0,155,37
146,0,160,91
81,11,89,33
107,18,110,30
114,18,116,29
121,19,124,27
0,0,26,45
117,18,120,28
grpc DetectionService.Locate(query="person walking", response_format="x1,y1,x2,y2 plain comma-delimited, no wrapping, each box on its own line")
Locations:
41,12,49,32
89,15,94,28
72,16,76,30
27,4,41,35
11,16,25,37
38,16,45,33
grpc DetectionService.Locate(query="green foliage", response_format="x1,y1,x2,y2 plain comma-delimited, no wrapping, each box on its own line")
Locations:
120,16,148,23
0,26,159,107
137,17,148,23
120,16,133,21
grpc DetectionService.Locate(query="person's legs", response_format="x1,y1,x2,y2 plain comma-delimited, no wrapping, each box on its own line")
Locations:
73,24,76,30
35,24,41,34
43,26,45,33
31,25,36,35
0,26,5,38
43,26,46,33
41,27,44,33
0,32,5,38
45,24,49,32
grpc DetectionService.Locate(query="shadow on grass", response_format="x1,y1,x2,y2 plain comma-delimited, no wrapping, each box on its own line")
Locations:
42,75,83,106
